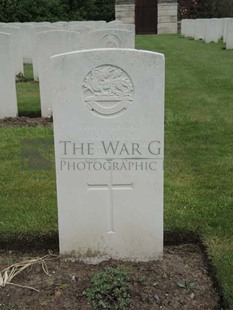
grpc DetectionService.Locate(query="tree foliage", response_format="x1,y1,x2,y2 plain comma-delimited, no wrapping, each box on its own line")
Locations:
178,0,233,19
0,0,115,22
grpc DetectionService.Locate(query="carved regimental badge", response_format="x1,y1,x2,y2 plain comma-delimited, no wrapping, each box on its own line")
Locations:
82,65,134,117
102,34,121,48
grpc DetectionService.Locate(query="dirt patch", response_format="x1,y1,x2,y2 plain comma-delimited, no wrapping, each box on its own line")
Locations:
0,244,220,309
0,117,52,128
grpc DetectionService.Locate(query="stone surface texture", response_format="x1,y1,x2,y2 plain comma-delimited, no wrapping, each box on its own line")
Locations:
205,19,220,43
51,48,164,261
0,25,24,76
88,29,135,49
0,33,18,118
37,30,83,117
226,19,233,49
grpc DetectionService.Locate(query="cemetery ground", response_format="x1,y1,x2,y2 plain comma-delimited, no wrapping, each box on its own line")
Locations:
0,34,232,309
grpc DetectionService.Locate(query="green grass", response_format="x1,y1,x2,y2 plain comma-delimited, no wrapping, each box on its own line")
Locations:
1,35,233,308
0,127,57,237
136,35,233,308
17,64,41,116
24,64,34,80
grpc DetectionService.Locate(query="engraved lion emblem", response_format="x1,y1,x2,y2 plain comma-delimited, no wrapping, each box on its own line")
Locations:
82,65,134,117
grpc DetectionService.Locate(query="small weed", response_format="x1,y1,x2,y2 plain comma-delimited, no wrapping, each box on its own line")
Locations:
4,305,16,310
84,266,131,310
16,73,28,83
176,279,198,290
2,258,15,266
137,275,146,285
59,283,69,290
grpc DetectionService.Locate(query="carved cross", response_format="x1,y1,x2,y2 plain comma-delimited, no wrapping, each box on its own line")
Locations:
87,169,133,233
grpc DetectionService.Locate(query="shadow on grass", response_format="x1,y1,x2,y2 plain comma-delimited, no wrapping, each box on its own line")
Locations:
18,111,41,118
0,231,200,252
0,234,59,252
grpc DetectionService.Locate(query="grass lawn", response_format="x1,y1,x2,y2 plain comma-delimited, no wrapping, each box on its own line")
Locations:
1,35,233,308
17,64,41,117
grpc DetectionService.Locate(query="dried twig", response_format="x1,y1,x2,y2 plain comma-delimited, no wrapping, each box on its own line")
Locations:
0,254,57,292
8,282,40,292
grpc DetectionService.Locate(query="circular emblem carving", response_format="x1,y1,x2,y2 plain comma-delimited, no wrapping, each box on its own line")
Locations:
82,65,134,117
102,34,121,48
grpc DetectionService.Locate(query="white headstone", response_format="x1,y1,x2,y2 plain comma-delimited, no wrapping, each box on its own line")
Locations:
86,21,107,27
223,18,232,43
218,18,224,39
51,49,164,261
67,24,92,33
31,25,56,81
194,19,207,40
205,19,220,43
52,22,69,30
181,19,195,38
8,22,22,27
0,26,24,77
37,30,83,117
0,33,18,118
68,21,82,25
39,22,52,25
88,29,135,48
108,20,123,25
19,23,34,63
181,19,187,36
226,19,233,50
103,23,135,34
74,21,107,30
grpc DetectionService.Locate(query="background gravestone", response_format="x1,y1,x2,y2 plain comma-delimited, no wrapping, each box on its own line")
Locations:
51,49,164,261
0,25,24,77
88,29,135,48
20,23,34,64
194,19,207,40
103,23,135,33
185,19,195,38
226,19,233,50
37,30,83,117
67,24,92,33
223,18,233,43
205,19,219,44
0,33,18,118
31,24,56,81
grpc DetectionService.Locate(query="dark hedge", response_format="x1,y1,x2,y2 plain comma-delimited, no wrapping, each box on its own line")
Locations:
0,0,115,22
179,0,233,19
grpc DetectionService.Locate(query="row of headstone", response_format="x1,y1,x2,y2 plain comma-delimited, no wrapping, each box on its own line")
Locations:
181,18,233,49
1,23,165,262
0,20,135,118
0,20,134,67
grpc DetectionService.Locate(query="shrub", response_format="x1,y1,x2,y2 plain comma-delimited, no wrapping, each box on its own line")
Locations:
178,0,233,19
84,267,131,310
0,0,115,22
